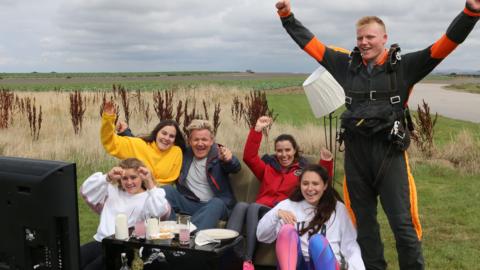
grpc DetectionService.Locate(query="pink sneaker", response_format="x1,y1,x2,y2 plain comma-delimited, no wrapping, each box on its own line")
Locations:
243,260,255,270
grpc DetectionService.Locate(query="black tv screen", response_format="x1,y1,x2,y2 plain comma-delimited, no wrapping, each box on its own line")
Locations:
0,156,80,270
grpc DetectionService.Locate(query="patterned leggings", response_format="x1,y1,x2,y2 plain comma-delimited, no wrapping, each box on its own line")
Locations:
276,224,340,270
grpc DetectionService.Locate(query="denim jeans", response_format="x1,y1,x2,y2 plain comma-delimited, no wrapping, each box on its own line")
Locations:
162,185,228,230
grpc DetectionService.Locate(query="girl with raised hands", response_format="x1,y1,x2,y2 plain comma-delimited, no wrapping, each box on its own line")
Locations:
80,158,171,270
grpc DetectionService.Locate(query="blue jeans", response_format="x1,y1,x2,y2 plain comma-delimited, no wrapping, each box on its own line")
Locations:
162,185,228,230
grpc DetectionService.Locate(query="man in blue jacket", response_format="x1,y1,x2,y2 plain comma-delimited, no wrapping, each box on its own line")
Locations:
162,119,241,230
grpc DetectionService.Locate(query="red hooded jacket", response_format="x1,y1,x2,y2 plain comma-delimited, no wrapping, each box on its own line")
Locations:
243,129,333,208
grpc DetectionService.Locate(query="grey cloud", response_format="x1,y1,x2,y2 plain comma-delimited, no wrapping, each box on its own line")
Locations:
1,0,479,72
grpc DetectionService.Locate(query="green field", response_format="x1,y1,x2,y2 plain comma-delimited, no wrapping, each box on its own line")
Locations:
0,72,306,91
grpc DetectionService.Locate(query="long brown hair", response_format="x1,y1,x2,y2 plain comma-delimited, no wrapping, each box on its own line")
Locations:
289,164,343,236
140,119,186,152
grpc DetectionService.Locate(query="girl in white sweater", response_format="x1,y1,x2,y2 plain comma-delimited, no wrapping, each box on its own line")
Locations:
80,158,171,270
256,164,364,270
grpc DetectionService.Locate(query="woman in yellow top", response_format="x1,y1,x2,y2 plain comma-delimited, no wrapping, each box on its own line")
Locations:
101,101,185,185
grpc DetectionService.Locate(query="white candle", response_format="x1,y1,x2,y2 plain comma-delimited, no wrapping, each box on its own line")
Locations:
146,218,159,239
115,213,129,240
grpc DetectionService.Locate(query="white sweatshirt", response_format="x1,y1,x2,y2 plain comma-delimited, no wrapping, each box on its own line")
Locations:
257,199,365,270
80,172,171,241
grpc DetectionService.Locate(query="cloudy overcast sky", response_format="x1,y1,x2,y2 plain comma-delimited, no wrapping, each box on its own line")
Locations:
1,0,479,73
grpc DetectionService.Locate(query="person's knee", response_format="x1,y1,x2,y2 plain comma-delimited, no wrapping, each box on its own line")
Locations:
161,185,175,194
308,234,329,254
388,212,421,242
161,185,179,202
208,197,227,212
278,224,296,240
234,201,249,211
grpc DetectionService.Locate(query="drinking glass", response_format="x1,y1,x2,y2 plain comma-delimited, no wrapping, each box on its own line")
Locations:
177,214,191,245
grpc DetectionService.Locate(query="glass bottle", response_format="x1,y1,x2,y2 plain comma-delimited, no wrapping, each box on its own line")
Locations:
131,248,144,270
119,252,131,270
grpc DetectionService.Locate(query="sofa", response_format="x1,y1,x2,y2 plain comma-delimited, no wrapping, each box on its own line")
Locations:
228,158,277,267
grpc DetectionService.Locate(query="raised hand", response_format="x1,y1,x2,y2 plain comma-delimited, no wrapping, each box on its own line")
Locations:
218,144,233,162
116,120,129,133
106,167,124,185
320,147,333,161
277,209,297,225
275,0,291,14
138,166,156,190
467,0,480,12
103,101,116,115
254,116,272,132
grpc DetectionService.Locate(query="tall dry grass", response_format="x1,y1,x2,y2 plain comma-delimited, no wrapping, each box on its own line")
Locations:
2,85,478,176
407,129,480,175
1,86,332,175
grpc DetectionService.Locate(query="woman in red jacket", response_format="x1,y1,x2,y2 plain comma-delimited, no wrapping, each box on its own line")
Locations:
227,116,333,270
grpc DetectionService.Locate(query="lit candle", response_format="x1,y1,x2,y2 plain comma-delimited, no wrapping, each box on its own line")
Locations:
115,213,129,240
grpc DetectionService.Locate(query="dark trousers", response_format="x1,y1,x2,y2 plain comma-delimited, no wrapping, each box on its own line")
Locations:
226,202,271,261
344,133,424,270
80,241,104,270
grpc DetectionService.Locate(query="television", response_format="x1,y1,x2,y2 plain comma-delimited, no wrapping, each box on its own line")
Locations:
0,156,80,270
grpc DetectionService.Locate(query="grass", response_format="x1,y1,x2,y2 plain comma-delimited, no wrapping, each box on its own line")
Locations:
445,83,480,94
0,73,305,92
267,94,325,126
378,164,480,269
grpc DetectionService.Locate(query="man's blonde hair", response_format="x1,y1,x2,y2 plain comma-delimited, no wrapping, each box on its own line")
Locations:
356,16,386,33
186,119,214,137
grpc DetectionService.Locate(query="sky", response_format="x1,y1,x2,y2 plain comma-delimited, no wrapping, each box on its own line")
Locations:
1,0,479,73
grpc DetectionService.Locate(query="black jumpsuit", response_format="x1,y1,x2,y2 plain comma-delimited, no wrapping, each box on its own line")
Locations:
279,6,479,270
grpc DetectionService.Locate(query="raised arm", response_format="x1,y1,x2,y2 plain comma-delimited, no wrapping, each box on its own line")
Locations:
242,116,271,180
275,0,350,81
138,167,172,220
403,1,480,85
79,168,122,214
100,101,144,159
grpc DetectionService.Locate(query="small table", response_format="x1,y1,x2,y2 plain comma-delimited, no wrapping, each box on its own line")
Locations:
102,234,243,270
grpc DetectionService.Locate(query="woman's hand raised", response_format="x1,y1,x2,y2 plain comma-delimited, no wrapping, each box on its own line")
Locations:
254,116,272,132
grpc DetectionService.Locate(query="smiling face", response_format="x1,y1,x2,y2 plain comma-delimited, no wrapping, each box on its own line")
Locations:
156,125,177,151
356,22,387,63
300,171,328,206
189,129,214,159
275,140,296,168
120,168,144,195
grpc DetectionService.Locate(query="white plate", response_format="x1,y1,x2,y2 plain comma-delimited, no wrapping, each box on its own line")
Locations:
197,229,239,240
158,221,197,234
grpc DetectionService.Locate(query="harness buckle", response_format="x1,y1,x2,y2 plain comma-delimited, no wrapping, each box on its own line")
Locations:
345,96,352,104
390,95,401,104
369,91,376,101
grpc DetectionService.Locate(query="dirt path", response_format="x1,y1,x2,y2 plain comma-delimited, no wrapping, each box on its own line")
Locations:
408,83,480,124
